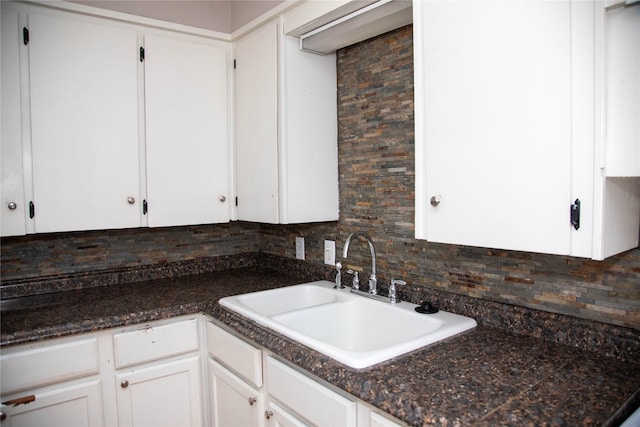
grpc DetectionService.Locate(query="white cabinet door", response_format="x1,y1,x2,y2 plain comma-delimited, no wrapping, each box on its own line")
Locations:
1,7,27,236
235,19,280,223
235,18,338,224
357,403,406,427
28,11,140,233
415,1,574,255
115,356,203,427
265,400,306,427
604,4,640,177
144,34,230,227
265,356,357,426
0,380,103,427
280,35,338,223
209,359,264,427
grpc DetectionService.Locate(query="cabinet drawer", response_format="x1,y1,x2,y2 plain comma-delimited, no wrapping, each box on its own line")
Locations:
1,336,99,395
113,317,199,369
265,355,356,426
207,322,262,387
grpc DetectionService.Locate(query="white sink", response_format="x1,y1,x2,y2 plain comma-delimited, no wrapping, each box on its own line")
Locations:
224,283,344,316
219,280,477,369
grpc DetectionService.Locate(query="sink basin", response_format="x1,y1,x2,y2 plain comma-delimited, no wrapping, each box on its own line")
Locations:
224,283,344,316
219,280,477,369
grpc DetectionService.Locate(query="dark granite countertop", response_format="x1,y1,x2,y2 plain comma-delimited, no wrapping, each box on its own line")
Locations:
2,266,639,426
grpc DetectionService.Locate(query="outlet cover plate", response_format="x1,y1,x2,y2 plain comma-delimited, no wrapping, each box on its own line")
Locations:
295,237,305,260
324,240,336,265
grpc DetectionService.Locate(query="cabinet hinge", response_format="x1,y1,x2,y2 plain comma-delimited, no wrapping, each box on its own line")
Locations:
143,199,148,215
570,198,580,230
233,59,236,69
29,201,35,219
139,46,145,62
23,27,29,45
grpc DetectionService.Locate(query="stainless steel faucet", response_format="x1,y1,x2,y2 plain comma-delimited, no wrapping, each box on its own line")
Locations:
343,231,377,295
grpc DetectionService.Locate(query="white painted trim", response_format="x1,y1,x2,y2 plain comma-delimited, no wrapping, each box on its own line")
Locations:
592,1,607,260
14,0,232,40
412,0,427,240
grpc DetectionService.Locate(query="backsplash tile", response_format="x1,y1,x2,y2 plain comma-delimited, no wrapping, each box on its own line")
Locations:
1,223,261,281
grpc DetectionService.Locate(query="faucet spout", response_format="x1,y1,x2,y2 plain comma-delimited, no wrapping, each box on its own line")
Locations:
343,231,378,295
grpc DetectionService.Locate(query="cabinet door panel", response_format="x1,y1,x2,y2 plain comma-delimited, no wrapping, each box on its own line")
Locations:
1,8,26,236
209,359,263,427
266,400,306,427
266,356,356,426
144,34,229,226
1,380,103,427
115,356,202,427
281,35,338,223
417,1,572,254
29,12,140,233
1,336,99,396
604,5,640,177
235,19,279,223
206,322,262,388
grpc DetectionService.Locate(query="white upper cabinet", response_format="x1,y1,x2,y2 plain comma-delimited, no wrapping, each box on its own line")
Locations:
28,11,141,233
1,8,27,237
1,2,233,235
144,34,231,227
604,4,639,177
235,17,339,224
414,0,640,259
415,1,573,255
280,33,339,223
235,20,280,223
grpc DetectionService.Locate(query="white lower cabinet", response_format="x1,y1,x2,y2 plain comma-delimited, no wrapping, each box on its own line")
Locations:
0,315,204,427
357,404,406,427
264,400,307,427
0,335,103,427
264,355,357,426
209,359,264,427
111,317,204,427
0,380,103,427
115,356,203,427
206,320,405,427
206,322,264,427
1,316,406,427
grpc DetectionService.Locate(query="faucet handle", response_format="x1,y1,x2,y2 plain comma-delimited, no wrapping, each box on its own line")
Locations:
389,279,406,304
346,269,360,291
334,262,344,289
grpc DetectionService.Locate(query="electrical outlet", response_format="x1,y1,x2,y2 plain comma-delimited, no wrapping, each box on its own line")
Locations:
324,240,336,265
295,236,305,260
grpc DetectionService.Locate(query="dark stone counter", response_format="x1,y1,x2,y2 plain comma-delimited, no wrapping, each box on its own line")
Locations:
0,266,294,345
2,266,639,426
